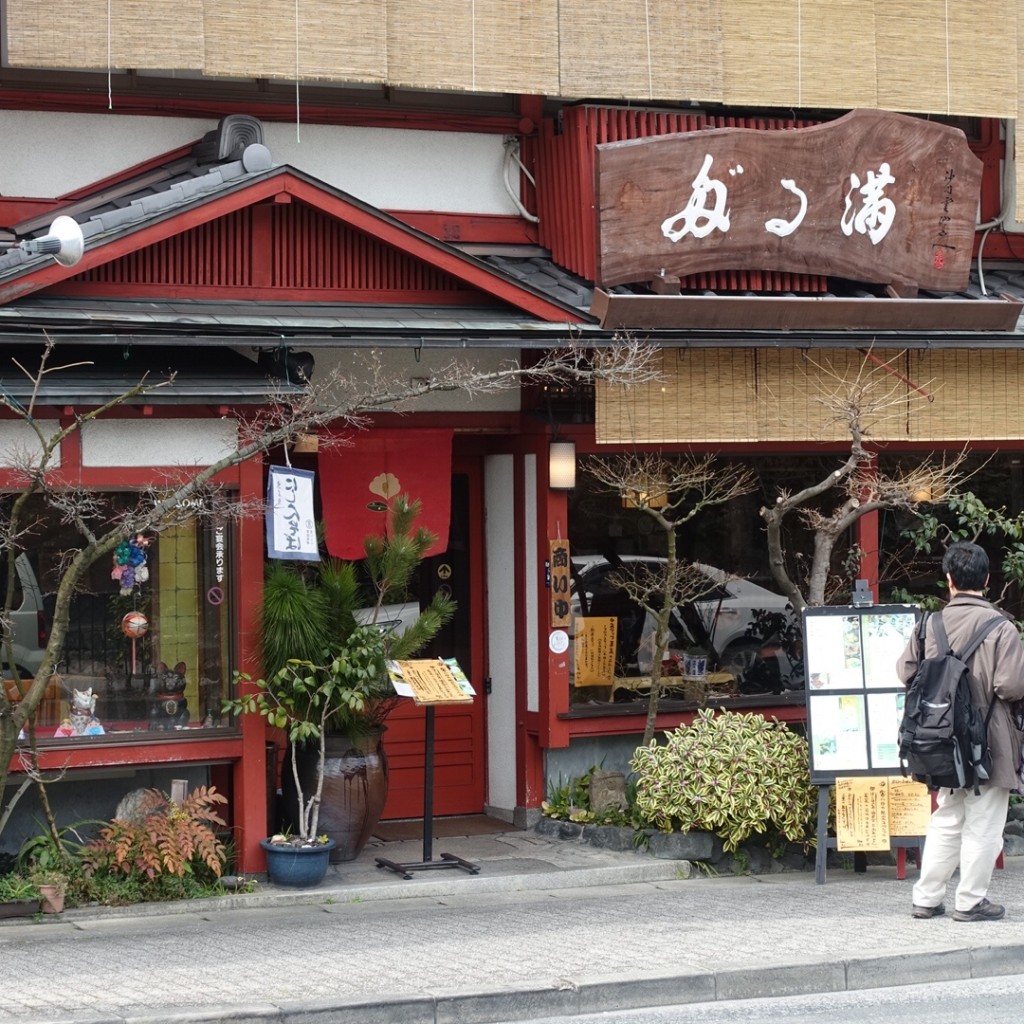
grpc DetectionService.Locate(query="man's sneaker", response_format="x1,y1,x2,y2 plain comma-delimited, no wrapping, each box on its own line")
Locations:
911,903,945,919
952,898,1005,922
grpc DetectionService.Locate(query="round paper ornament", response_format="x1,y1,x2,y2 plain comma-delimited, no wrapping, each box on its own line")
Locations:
121,611,149,638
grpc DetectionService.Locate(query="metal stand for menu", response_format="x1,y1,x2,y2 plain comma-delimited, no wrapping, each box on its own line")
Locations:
375,660,480,880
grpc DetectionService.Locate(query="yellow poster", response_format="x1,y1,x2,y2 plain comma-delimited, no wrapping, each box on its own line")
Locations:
574,616,617,686
888,777,931,836
835,776,891,851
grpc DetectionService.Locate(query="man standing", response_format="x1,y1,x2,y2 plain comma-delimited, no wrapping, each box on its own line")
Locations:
897,541,1024,921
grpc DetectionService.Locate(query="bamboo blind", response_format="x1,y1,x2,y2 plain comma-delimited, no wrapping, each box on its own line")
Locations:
2,0,1017,119
558,0,722,102
875,0,1017,117
1019,24,1024,223
6,0,204,70
203,0,386,83
387,0,558,94
596,348,1024,444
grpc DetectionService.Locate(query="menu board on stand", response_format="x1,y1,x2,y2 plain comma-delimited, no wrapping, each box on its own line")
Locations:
803,596,931,883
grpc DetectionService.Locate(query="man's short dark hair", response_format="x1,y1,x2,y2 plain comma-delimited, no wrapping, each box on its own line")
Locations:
943,541,989,591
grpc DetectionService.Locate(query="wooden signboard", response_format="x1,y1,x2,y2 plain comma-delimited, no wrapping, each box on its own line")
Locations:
596,108,982,292
549,539,571,628
390,659,473,706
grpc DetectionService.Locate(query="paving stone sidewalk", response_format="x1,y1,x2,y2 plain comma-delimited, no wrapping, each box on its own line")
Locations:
3,828,1024,1024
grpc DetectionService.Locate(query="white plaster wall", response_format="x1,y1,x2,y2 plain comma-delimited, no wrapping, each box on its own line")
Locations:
263,122,515,213
0,110,515,213
525,453,539,713
81,419,238,466
307,347,521,413
0,420,61,469
485,454,517,816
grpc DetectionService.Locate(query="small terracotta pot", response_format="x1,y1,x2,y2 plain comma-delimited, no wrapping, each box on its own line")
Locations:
37,885,65,914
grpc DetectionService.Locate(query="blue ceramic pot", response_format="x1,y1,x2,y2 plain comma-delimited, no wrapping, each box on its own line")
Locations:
260,838,335,887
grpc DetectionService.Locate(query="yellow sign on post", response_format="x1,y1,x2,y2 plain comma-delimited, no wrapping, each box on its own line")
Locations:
391,659,473,706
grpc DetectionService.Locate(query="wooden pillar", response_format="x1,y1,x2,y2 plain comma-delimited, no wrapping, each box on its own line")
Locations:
234,453,269,873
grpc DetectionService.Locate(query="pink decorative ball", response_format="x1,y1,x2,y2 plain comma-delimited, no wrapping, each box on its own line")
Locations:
121,612,149,638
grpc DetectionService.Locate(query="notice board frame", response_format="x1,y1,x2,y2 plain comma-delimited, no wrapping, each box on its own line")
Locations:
802,602,923,882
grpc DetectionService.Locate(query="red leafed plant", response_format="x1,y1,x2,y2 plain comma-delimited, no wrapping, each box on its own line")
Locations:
83,785,228,880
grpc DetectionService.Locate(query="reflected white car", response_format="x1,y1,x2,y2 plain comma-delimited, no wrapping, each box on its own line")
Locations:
568,554,794,675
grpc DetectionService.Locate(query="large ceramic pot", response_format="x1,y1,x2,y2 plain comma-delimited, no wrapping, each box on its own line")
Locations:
280,728,389,863
260,838,335,887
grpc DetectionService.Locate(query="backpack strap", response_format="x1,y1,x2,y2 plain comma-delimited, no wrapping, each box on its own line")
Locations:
931,612,952,655
955,614,1005,663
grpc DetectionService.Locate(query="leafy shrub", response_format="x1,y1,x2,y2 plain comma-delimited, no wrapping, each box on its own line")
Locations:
0,872,38,902
630,709,817,853
82,785,228,882
541,765,636,827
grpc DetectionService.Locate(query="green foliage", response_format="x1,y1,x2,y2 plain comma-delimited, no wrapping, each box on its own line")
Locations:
29,868,68,898
541,765,636,827
630,709,818,853
17,819,99,873
81,786,228,882
260,559,360,679
901,489,1024,618
0,871,38,902
542,769,594,821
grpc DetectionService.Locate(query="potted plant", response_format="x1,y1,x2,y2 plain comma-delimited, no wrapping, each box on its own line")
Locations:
231,493,456,873
0,872,39,918
230,622,393,885
29,869,68,914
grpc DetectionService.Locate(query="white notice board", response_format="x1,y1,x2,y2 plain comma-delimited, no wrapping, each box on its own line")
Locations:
803,604,919,784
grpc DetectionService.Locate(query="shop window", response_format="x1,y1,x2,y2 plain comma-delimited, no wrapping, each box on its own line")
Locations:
566,454,853,709
6,493,235,742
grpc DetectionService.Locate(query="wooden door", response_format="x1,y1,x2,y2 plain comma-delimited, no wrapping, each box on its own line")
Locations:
380,461,487,818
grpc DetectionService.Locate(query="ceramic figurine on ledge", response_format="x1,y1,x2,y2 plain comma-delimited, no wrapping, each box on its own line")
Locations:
149,661,189,730
54,688,105,737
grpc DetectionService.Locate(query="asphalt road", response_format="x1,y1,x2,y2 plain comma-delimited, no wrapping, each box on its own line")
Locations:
489,974,1024,1024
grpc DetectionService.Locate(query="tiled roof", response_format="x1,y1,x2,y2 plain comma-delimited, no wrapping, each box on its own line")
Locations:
0,344,298,404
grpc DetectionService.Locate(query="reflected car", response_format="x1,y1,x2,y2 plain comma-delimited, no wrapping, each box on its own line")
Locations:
0,553,49,679
568,554,795,681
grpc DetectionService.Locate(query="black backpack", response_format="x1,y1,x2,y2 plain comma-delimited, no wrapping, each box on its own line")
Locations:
897,611,1003,793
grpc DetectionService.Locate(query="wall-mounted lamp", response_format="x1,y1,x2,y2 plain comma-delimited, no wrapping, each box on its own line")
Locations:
548,440,576,490
0,216,85,268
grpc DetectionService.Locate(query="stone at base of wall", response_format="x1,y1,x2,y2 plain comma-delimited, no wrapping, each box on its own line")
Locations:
533,816,1022,875
533,816,814,875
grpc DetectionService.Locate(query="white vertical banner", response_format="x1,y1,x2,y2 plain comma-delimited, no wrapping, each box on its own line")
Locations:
266,466,319,561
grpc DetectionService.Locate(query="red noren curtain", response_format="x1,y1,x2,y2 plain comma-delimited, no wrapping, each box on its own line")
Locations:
319,428,453,560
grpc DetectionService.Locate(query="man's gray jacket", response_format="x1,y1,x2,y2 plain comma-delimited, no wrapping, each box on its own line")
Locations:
896,594,1024,790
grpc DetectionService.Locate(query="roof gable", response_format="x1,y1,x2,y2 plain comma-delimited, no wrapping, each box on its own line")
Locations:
0,161,586,323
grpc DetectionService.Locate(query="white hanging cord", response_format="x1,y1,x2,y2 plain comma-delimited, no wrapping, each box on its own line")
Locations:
294,0,302,143
471,0,477,92
944,0,951,115
107,0,113,109
643,0,653,99
796,0,802,109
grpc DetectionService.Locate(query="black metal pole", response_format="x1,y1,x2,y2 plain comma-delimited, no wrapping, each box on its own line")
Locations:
422,704,435,863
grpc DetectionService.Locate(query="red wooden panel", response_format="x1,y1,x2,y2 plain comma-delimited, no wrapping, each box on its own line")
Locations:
61,202,479,302
381,704,484,819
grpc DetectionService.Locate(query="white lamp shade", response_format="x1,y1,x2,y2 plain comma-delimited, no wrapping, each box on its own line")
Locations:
549,440,576,489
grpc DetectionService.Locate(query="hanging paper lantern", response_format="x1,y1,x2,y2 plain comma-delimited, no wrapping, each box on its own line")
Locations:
121,612,149,638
